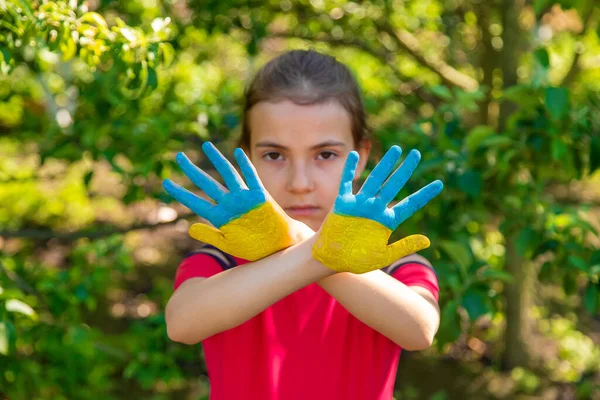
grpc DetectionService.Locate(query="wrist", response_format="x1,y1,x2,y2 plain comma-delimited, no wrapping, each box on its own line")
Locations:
287,218,316,243
293,234,337,280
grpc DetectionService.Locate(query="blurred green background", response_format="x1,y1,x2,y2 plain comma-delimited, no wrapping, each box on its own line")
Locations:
1,0,600,399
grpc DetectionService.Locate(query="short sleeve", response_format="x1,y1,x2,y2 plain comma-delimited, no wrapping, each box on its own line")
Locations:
173,253,223,290
388,262,439,302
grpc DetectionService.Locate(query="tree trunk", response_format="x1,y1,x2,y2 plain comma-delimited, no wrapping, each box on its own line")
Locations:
498,0,523,128
502,232,536,369
498,0,539,371
476,2,499,127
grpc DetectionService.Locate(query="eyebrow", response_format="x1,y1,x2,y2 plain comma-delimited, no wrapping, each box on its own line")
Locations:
255,140,348,150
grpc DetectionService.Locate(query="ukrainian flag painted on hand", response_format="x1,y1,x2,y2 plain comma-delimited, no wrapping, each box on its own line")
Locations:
312,146,444,274
163,142,294,261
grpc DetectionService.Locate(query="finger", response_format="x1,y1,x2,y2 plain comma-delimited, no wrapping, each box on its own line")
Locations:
163,179,215,220
387,234,431,262
358,145,402,197
176,152,227,201
391,180,443,228
233,148,265,191
202,142,247,191
379,149,421,204
338,151,360,196
189,223,226,249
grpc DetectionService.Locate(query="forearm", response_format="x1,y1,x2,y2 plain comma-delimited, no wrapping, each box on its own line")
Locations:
318,270,440,350
166,235,335,344
297,223,439,349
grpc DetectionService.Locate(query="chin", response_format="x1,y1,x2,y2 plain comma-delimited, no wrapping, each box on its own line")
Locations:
294,216,323,232
308,219,325,232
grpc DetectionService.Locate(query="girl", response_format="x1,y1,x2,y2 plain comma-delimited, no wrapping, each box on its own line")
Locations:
163,49,443,400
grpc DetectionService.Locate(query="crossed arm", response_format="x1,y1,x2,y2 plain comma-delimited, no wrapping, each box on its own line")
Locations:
164,143,441,349
318,254,440,350
166,234,440,351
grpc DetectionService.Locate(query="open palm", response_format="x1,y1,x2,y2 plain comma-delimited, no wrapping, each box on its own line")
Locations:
313,145,443,274
163,142,295,260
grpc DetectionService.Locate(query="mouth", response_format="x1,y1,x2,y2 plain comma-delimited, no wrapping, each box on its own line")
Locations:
285,205,320,217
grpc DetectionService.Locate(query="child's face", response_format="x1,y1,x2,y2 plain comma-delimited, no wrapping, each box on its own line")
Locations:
246,99,371,231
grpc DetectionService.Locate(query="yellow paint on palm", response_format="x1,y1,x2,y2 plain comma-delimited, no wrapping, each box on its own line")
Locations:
189,202,295,261
312,213,431,274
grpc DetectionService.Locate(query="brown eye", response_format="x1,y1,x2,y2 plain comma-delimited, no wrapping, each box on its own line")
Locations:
317,151,337,160
264,152,283,161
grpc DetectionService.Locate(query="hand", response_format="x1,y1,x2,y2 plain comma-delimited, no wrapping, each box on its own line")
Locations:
312,145,443,274
163,142,300,261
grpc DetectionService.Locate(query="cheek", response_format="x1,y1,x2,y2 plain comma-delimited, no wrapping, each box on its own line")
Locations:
316,159,346,195
254,163,283,192
320,157,346,179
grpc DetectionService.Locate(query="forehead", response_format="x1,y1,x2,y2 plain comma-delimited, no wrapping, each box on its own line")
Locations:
248,99,353,148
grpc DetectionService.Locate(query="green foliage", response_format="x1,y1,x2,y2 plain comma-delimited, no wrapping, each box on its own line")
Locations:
1,0,600,398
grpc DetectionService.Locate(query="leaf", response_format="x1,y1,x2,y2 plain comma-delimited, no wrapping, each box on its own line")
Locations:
159,42,175,66
461,287,492,321
478,135,513,149
534,48,550,69
534,0,551,16
0,323,7,356
583,283,597,314
502,85,539,107
466,125,495,152
439,240,473,272
6,299,37,319
412,156,445,177
551,138,567,161
568,255,588,272
80,12,108,29
590,250,600,266
83,170,94,188
545,87,569,120
480,268,514,283
430,85,453,101
516,227,540,257
457,170,482,198
590,136,600,173
0,321,15,355
124,361,140,379
533,239,559,258
74,285,88,301
146,67,158,91
120,27,137,43
437,300,461,348
563,273,577,295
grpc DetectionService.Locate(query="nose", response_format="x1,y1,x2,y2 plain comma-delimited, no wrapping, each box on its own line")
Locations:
286,162,314,194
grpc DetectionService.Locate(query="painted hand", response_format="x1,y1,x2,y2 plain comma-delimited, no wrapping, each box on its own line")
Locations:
312,146,443,274
163,142,295,261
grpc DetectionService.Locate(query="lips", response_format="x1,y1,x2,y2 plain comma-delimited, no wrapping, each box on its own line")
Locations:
285,205,320,217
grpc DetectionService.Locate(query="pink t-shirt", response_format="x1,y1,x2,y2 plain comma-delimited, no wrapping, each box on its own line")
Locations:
173,245,439,400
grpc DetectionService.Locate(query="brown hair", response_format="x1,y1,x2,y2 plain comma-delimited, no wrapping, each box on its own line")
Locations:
239,49,372,149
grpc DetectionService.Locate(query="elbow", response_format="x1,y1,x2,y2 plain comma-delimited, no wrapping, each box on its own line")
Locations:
165,301,203,345
399,336,433,351
166,321,200,345
397,328,436,351
408,333,435,351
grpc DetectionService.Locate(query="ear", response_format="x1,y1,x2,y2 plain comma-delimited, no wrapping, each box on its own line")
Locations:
354,139,372,181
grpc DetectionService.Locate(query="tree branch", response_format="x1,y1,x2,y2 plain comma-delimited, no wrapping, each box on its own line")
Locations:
560,4,597,86
267,31,439,104
0,260,131,361
0,211,196,240
378,20,479,91
0,260,40,297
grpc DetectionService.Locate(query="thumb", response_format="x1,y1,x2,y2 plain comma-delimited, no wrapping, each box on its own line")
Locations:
189,223,226,248
387,234,430,264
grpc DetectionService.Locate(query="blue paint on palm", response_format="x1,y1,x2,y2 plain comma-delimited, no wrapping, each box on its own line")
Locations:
162,142,267,228
334,146,444,231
